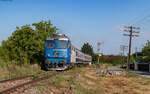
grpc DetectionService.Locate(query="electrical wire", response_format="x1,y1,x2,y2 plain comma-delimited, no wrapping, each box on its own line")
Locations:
127,7,150,26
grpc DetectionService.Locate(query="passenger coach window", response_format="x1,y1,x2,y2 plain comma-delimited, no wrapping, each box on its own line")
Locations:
47,40,55,48
58,40,67,49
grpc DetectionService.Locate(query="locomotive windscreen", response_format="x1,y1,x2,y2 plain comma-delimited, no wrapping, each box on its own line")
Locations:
47,40,55,48
58,40,67,49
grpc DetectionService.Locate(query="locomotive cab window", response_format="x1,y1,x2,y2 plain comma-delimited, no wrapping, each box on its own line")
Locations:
58,40,67,49
47,40,55,48
68,42,71,48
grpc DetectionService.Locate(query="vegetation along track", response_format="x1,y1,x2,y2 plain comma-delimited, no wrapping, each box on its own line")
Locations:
0,75,34,92
0,70,66,94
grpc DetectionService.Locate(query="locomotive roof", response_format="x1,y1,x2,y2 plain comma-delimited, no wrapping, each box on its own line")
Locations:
46,33,69,40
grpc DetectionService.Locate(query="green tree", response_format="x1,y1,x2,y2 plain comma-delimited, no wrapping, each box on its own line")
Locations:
91,54,99,64
32,20,57,63
132,52,143,62
0,20,56,65
32,20,56,40
81,43,94,56
1,25,38,64
130,55,135,63
132,40,150,63
142,40,150,62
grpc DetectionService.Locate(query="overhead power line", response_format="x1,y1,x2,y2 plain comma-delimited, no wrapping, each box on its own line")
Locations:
127,7,150,26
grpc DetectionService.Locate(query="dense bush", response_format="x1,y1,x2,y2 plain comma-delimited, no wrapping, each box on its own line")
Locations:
141,41,150,62
132,40,150,63
92,54,123,66
0,20,56,65
103,55,123,66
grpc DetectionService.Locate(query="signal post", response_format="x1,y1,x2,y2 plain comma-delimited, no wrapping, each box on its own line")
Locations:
97,42,104,64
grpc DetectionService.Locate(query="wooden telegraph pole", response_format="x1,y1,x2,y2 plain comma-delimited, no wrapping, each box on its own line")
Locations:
123,26,140,71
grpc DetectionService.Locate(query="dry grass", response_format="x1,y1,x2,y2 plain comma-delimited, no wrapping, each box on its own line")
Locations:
0,63,46,80
78,68,150,94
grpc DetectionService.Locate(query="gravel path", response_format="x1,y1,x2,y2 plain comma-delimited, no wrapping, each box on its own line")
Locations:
108,66,150,78
131,70,150,78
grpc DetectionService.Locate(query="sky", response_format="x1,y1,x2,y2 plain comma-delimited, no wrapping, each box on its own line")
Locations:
0,0,150,55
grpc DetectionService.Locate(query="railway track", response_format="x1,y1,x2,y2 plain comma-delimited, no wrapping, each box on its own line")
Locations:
0,71,65,94
0,75,35,94
0,75,34,83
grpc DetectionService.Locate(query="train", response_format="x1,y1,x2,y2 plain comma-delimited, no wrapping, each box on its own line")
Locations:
43,33,92,70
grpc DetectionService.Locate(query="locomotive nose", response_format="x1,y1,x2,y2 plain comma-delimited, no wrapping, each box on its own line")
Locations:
52,50,67,58
53,51,59,55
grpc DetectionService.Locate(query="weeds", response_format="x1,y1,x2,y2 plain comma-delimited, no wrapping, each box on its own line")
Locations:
126,72,140,78
53,76,65,87
0,62,44,80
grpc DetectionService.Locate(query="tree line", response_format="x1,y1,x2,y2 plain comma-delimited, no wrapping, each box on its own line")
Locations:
132,40,150,63
81,41,150,65
81,43,123,65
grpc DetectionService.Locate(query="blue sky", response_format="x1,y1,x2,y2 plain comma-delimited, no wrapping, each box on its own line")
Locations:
0,0,150,55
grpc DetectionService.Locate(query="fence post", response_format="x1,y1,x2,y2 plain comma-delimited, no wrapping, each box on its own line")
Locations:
149,64,150,72
135,63,138,71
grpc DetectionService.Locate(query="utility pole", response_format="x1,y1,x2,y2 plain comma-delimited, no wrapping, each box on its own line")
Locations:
120,45,128,66
97,42,104,64
123,26,140,71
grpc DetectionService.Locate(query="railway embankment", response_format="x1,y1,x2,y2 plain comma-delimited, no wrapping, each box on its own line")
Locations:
7,64,150,94
1,64,150,94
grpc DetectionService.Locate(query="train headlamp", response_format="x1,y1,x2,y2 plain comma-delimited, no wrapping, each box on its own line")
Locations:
48,54,50,57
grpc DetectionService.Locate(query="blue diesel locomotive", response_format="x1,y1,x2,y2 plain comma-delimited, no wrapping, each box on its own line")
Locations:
44,33,92,70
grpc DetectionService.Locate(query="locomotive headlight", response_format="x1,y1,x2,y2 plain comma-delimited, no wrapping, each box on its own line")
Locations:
48,54,50,57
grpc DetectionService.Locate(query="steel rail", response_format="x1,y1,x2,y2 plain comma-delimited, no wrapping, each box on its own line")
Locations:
0,75,34,83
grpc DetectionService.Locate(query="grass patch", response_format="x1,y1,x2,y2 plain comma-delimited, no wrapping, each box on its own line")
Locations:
105,63,113,68
76,83,82,93
99,74,105,77
0,62,46,80
62,67,82,75
75,83,104,94
126,72,140,78
90,63,113,69
53,76,65,87
64,76,75,87
125,72,150,84
68,67,82,73
53,74,76,88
